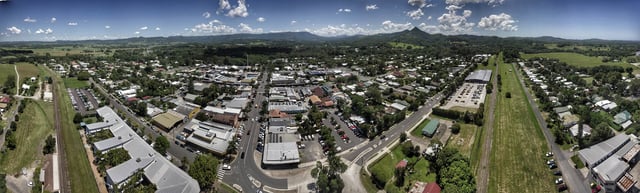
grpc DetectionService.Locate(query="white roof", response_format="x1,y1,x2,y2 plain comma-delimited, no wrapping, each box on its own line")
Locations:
185,121,233,155
262,142,300,165
569,124,592,137
391,103,407,111
593,155,628,182
578,134,630,167
203,106,241,115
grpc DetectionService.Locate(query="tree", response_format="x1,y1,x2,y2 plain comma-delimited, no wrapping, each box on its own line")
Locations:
42,135,56,154
76,71,91,81
134,102,147,117
73,112,83,123
589,123,614,145
153,136,170,156
195,112,209,121
394,166,406,186
399,133,407,143
451,123,461,134
188,154,219,190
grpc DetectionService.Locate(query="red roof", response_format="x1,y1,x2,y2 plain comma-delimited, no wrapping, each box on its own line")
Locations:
395,159,408,169
0,97,10,103
422,183,441,193
127,97,140,102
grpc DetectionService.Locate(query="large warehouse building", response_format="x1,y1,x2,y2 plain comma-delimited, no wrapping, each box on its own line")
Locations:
465,70,492,83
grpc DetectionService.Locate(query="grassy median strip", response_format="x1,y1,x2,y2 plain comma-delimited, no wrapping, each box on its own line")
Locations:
487,55,555,193
50,67,99,193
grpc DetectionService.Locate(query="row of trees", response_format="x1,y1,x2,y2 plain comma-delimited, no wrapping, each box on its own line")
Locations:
432,105,484,126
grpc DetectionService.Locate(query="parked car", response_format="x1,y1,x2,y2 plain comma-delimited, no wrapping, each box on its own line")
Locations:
241,152,246,159
549,164,557,169
557,184,567,192
547,159,555,165
546,152,554,157
222,164,231,170
553,170,562,176
555,178,563,184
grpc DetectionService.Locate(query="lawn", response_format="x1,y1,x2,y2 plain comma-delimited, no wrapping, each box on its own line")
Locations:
571,155,585,169
488,55,555,193
0,100,54,174
0,64,16,86
48,66,99,193
63,77,89,89
447,123,478,158
368,143,436,193
410,118,431,137
521,52,638,71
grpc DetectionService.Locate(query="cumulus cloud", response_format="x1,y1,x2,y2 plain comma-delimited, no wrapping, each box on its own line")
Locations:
338,8,352,13
478,13,517,31
68,22,78,26
408,0,427,8
105,25,111,29
35,28,53,34
446,0,504,5
192,20,237,33
437,5,475,33
226,0,248,18
365,4,378,11
406,9,424,20
312,24,367,36
6,26,21,34
381,20,412,32
135,31,140,35
140,26,148,30
50,17,56,23
24,17,36,23
218,0,231,11
427,16,433,20
291,20,297,25
418,23,440,33
257,17,265,22
155,27,161,31
203,12,211,19
238,23,263,33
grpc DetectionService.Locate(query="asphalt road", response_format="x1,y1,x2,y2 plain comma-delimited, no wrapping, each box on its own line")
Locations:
342,93,444,164
0,99,20,151
513,63,591,193
89,79,196,163
223,73,288,192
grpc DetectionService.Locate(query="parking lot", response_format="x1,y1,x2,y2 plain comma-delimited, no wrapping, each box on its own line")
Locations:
68,88,100,115
442,83,487,110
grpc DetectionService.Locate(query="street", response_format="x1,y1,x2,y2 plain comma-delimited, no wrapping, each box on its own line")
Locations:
513,63,591,193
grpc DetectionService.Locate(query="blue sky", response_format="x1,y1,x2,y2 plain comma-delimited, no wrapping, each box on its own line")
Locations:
0,0,638,41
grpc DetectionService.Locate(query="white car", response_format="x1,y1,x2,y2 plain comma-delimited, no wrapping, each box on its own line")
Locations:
222,164,231,170
555,178,563,184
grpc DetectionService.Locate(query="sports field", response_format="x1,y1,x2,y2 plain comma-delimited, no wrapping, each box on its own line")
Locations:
488,56,555,193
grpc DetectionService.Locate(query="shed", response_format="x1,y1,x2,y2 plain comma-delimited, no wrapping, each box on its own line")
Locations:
395,159,408,169
421,119,439,137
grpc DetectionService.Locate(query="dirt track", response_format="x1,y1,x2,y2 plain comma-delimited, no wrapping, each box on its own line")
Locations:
476,62,499,193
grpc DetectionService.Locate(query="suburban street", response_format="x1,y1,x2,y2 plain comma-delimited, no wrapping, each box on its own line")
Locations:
513,63,591,193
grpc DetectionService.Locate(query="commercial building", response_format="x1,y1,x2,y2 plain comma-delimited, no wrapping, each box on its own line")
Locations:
263,118,300,166
202,106,241,127
86,107,200,193
152,110,186,131
268,101,307,114
578,134,640,193
464,70,492,83
185,120,235,156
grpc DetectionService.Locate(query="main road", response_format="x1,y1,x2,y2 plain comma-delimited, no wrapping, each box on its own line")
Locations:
513,63,591,193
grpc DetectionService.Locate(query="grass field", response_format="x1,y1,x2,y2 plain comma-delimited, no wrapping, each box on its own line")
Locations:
449,106,477,113
521,52,637,70
368,143,436,193
488,56,555,193
410,118,431,137
63,77,89,88
389,42,424,49
447,123,478,157
0,100,54,174
16,63,41,82
0,64,16,86
48,66,99,193
544,44,610,51
31,47,109,57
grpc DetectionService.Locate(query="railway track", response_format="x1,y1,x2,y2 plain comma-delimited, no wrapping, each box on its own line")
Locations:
52,77,70,193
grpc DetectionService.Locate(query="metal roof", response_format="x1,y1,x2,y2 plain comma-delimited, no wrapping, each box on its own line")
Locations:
262,142,300,165
464,70,492,82
578,134,630,167
422,119,439,136
592,155,628,182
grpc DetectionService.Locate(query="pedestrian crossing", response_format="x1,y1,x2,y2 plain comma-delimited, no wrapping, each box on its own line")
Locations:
217,166,226,180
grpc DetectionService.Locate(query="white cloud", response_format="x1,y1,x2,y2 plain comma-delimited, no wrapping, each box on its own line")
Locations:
257,17,265,22
418,23,440,33
226,0,248,18
426,4,434,7
291,20,297,25
436,5,475,33
203,12,211,19
445,0,504,5
408,0,427,8
428,16,433,20
35,28,53,34
105,25,111,29
365,4,379,11
238,23,263,33
338,8,352,13
140,26,148,30
192,20,237,34
135,31,140,35
7,26,21,34
406,9,424,20
68,22,78,26
219,0,231,10
312,24,367,36
155,27,161,31
211,19,222,24
478,13,518,31
50,17,56,23
381,20,412,32
24,17,37,23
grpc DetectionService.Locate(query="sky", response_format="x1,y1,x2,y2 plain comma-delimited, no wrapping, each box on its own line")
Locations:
0,0,638,41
